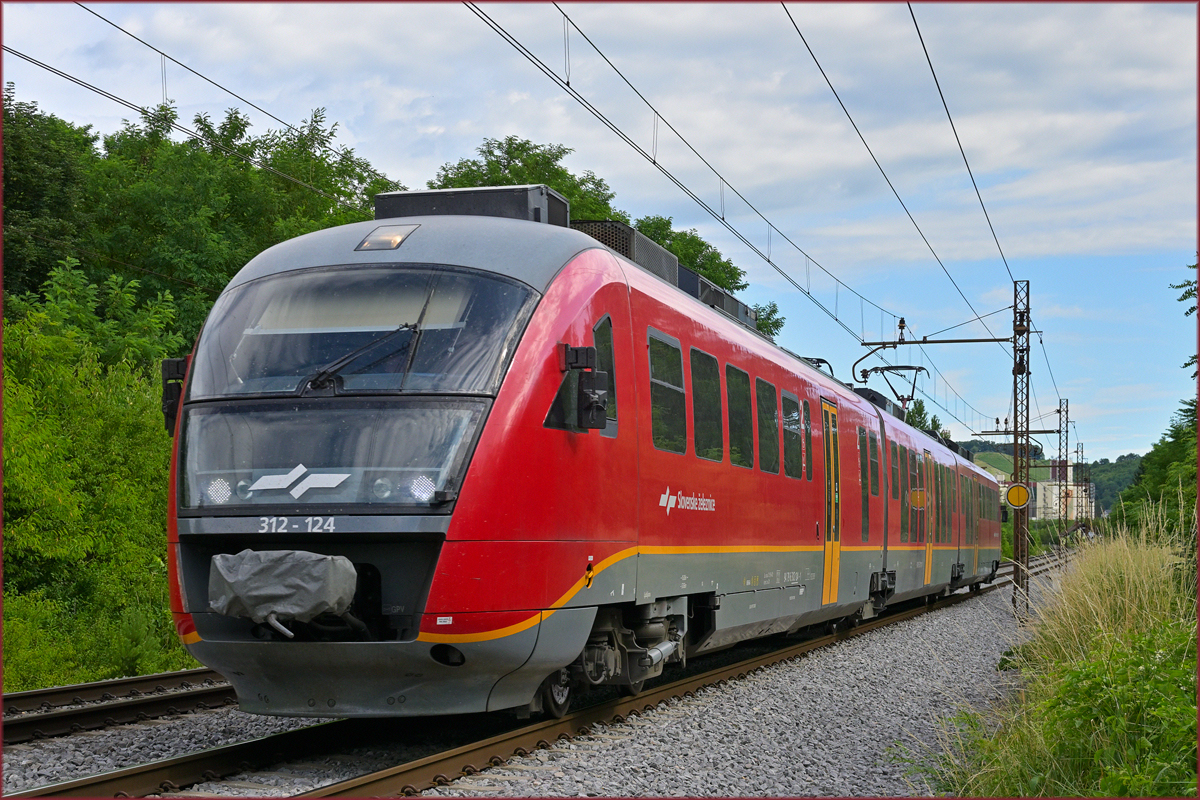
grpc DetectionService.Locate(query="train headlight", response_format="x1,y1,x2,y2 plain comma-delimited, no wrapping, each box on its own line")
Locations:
372,478,394,500
236,480,254,500
354,224,419,251
206,478,232,505
409,475,437,503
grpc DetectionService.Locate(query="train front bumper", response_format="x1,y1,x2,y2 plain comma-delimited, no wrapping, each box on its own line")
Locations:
185,606,596,717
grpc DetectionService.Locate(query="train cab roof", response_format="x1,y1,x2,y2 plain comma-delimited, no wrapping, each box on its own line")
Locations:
224,215,606,296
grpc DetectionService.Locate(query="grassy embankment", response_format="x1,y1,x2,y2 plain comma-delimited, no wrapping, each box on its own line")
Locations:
921,499,1197,797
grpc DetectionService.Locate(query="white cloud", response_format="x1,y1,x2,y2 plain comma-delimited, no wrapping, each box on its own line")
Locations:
2,0,1193,460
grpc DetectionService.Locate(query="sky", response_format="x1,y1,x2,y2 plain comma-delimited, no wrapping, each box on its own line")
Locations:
3,2,1196,462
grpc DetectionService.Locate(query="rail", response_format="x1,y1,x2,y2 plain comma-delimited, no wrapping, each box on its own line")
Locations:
8,551,1068,798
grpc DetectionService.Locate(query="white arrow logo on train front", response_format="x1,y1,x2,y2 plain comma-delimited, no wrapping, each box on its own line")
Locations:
248,464,350,498
659,487,677,516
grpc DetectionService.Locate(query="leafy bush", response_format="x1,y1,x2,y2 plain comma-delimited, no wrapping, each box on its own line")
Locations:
3,263,199,690
1039,625,1196,797
918,512,1197,797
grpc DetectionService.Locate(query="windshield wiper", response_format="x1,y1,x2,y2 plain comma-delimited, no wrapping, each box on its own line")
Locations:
303,324,416,392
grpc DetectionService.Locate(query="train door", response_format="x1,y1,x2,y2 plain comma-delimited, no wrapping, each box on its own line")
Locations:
821,399,840,604
923,451,934,585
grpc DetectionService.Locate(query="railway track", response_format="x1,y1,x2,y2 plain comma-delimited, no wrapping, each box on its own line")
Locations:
7,549,1067,799
3,668,235,745
302,552,1065,798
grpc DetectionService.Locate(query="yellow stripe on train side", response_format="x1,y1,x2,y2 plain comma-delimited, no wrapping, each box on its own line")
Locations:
418,543,825,644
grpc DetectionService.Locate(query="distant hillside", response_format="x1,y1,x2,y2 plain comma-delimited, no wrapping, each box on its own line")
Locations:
972,452,1054,482
1092,455,1143,512
972,452,1012,478
962,438,1044,460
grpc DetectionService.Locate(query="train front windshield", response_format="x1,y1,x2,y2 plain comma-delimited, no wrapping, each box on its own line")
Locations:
180,265,535,513
188,265,534,399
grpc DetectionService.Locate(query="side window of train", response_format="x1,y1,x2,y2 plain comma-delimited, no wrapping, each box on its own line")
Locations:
942,466,950,541
726,364,753,468
691,348,723,462
932,465,939,543
858,427,870,542
868,432,880,497
931,462,940,544
803,400,813,480
756,378,780,474
648,328,686,454
910,451,921,543
962,477,969,543
782,392,803,479
890,441,899,500
594,316,618,437
899,444,910,542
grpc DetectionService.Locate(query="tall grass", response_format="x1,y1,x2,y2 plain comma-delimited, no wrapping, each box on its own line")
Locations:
921,498,1197,797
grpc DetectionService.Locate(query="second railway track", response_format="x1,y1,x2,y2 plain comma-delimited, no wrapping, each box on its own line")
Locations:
3,668,234,745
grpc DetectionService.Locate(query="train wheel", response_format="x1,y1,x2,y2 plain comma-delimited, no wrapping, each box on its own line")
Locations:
971,583,981,594
540,668,573,718
619,679,646,697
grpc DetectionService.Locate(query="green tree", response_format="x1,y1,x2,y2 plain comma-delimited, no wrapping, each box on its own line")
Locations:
1115,398,1197,536
1169,260,1196,378
634,214,747,293
635,215,784,336
2,84,100,295
752,301,785,339
428,136,627,222
905,398,929,429
81,103,401,344
1088,455,1143,513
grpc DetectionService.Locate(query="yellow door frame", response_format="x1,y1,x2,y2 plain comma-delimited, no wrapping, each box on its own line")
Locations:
821,399,840,605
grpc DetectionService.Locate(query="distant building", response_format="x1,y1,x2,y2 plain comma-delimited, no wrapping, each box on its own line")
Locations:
999,461,1094,521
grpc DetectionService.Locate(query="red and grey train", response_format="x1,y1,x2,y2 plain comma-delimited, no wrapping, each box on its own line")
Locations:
164,185,1002,718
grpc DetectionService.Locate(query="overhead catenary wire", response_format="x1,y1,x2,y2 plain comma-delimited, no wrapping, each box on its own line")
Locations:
2,45,369,215
73,2,404,193
907,2,1014,285
464,2,867,344
487,0,993,431
907,3,1074,435
481,2,996,432
548,2,897,324
780,2,1009,361
922,305,1013,339
1034,325,1063,402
